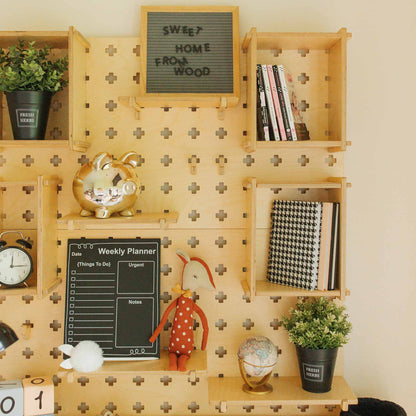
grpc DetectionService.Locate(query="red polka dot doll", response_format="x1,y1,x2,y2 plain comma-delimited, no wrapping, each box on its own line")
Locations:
149,249,215,371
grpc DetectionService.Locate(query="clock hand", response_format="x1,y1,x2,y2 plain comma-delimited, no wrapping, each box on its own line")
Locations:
10,255,14,268
13,265,27,267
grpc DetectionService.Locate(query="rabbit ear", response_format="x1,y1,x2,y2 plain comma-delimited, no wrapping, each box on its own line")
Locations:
58,344,74,356
59,358,73,369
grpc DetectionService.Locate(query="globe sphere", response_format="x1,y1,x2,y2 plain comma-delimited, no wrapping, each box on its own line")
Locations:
238,336,278,377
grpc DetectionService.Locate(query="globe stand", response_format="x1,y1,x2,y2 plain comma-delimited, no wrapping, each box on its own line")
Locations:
238,358,273,395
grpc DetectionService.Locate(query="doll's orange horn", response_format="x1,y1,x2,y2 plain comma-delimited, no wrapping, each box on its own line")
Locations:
177,252,189,265
191,257,216,289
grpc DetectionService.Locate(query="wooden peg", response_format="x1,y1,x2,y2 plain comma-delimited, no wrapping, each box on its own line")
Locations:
217,155,226,175
189,370,196,383
129,96,140,120
66,371,74,383
188,155,198,175
20,322,32,340
217,97,227,120
219,401,227,413
341,399,349,411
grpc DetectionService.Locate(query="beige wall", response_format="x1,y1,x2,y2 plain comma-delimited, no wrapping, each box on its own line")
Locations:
1,0,415,413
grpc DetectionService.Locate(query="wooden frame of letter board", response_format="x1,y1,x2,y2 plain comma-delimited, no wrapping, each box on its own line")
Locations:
139,6,240,108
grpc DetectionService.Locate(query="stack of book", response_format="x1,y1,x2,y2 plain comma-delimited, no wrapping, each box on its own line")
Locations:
257,64,310,141
267,200,339,291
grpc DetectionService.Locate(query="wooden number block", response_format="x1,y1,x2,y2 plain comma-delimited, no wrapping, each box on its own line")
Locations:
21,377,54,416
0,380,24,416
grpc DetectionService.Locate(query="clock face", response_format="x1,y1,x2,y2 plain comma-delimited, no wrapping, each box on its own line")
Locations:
0,246,33,287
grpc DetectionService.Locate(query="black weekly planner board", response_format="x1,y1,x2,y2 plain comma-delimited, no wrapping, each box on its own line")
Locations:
64,238,160,360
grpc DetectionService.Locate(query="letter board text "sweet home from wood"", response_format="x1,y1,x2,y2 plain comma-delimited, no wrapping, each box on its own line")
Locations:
140,6,240,101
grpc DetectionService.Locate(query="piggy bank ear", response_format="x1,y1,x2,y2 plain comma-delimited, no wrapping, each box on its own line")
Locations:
93,152,113,170
120,151,140,168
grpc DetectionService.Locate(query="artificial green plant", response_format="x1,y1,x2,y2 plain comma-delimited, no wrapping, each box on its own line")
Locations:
0,40,68,93
282,297,352,349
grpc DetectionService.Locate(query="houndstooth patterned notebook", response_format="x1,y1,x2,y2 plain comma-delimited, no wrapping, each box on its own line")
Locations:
267,200,322,290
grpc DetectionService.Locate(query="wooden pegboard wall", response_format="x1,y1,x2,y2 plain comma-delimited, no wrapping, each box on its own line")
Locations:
0,37,345,415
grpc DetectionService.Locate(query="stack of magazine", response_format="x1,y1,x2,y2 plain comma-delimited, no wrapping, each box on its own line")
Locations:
267,200,339,291
257,64,310,141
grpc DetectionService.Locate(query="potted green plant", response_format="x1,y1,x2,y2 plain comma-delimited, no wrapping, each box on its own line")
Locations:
282,297,352,393
0,40,68,140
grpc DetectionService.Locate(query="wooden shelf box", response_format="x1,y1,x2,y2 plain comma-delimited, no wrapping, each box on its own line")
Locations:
0,27,90,151
243,177,349,300
0,176,61,297
242,28,351,152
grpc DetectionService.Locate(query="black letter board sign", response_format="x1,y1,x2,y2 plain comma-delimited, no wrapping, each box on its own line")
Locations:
140,6,240,106
64,238,160,360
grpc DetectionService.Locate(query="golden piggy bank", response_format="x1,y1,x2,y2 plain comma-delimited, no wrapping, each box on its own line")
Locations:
73,151,140,219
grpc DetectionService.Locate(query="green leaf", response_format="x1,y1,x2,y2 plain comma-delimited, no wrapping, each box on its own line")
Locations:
0,40,68,93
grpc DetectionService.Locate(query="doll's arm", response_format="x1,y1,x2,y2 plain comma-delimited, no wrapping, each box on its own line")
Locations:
149,298,178,343
193,303,209,351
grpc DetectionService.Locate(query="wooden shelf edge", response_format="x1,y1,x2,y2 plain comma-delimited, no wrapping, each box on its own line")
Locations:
255,280,342,298
255,180,342,189
0,140,69,150
208,376,357,407
60,350,207,380
57,212,179,230
256,140,343,149
0,286,38,296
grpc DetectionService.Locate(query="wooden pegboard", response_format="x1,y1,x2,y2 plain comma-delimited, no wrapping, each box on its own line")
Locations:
0,36,346,415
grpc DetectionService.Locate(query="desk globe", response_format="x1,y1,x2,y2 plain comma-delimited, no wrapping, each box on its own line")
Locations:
238,336,278,395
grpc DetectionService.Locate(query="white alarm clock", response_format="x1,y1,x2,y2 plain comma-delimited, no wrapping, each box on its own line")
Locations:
0,231,33,287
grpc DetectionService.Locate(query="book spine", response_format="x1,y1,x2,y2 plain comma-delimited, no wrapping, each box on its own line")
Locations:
277,65,298,141
256,64,270,141
267,65,287,141
317,203,330,291
273,65,292,141
261,64,280,141
328,203,340,290
310,202,322,290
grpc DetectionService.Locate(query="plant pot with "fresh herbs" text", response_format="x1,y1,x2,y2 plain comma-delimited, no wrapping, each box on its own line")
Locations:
6,90,53,140
0,40,68,140
296,345,338,393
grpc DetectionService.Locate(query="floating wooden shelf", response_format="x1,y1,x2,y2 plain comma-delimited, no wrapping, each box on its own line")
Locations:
242,28,350,153
57,212,179,230
0,27,90,152
256,140,351,150
241,279,342,298
244,177,349,300
0,176,61,297
208,376,357,411
62,350,207,381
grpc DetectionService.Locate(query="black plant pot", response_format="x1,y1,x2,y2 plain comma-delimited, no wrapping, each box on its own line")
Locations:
5,90,53,140
296,345,338,393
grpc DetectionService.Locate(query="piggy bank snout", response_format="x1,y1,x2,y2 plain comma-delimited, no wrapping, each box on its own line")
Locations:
122,181,137,195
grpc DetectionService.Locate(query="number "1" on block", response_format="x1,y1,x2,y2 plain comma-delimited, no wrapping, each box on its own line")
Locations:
21,377,54,416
